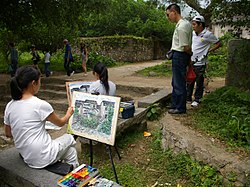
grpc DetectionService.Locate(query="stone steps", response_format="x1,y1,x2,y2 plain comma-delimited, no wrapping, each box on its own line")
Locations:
38,89,68,100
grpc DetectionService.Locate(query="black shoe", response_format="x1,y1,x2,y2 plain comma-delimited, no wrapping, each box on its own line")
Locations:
168,109,186,114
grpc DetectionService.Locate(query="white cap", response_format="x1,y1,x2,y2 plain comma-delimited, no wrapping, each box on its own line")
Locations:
192,15,205,23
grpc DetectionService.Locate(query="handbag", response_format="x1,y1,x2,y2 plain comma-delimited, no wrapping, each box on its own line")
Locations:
186,65,196,82
166,50,173,60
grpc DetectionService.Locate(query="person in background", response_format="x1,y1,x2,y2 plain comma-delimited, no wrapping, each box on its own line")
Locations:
9,42,18,77
89,62,116,96
31,45,40,69
187,15,221,107
4,65,79,169
63,39,74,76
44,48,51,77
166,3,193,114
80,43,88,76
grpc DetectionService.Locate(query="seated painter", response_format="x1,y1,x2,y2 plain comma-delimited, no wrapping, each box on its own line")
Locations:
79,62,116,144
89,62,116,96
4,65,79,169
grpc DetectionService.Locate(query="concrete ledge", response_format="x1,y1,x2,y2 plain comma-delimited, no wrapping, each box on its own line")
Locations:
0,147,61,187
138,88,170,108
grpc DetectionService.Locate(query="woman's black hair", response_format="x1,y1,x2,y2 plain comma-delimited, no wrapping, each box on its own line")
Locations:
10,65,41,100
93,62,109,94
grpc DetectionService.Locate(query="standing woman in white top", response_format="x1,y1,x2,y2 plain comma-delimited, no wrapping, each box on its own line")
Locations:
4,66,79,169
89,62,116,96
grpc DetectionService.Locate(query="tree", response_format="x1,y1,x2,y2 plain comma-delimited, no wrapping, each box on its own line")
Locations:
0,0,175,61
212,0,250,30
151,0,250,30
0,0,83,53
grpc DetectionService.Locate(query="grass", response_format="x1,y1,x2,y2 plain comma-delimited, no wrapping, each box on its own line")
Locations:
136,61,172,77
79,128,226,187
193,86,250,150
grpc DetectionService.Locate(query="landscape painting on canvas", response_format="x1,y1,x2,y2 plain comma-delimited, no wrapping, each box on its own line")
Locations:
66,81,93,105
68,91,121,146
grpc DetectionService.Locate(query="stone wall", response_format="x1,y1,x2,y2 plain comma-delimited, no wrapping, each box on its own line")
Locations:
79,36,167,62
226,39,250,90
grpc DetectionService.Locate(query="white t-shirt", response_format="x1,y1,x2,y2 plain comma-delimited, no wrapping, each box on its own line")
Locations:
191,28,219,66
89,80,116,96
4,96,59,168
45,52,50,63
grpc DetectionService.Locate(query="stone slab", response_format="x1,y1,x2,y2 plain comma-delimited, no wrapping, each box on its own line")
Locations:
0,147,122,187
0,147,61,187
137,88,170,108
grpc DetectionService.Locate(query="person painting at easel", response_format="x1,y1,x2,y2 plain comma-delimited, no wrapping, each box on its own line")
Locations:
4,65,79,169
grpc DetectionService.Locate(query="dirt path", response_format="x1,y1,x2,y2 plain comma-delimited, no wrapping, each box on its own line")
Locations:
70,60,225,92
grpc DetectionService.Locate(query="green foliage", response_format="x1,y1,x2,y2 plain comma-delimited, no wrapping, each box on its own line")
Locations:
86,52,117,69
146,103,162,121
193,86,250,149
79,0,174,45
205,32,234,77
212,0,250,32
207,54,227,77
0,0,174,59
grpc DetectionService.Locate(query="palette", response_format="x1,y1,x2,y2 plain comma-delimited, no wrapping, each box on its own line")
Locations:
57,164,99,187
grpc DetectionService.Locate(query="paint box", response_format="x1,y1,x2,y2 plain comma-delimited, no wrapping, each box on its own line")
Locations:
119,102,135,119
57,164,99,187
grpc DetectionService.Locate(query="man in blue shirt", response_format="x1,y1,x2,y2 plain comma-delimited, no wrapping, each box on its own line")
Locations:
9,42,18,77
63,39,74,76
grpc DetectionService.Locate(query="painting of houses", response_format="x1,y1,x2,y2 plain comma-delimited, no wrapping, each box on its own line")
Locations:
66,81,93,105
68,91,121,146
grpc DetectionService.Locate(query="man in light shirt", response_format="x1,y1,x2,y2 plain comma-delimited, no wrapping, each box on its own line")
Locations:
44,48,51,77
187,15,221,107
166,4,193,114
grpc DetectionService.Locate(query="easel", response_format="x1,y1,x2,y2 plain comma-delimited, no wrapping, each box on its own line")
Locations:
74,136,121,184
89,139,121,184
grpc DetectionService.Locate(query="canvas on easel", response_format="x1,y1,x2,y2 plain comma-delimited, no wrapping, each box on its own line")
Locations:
68,91,121,146
65,81,93,106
